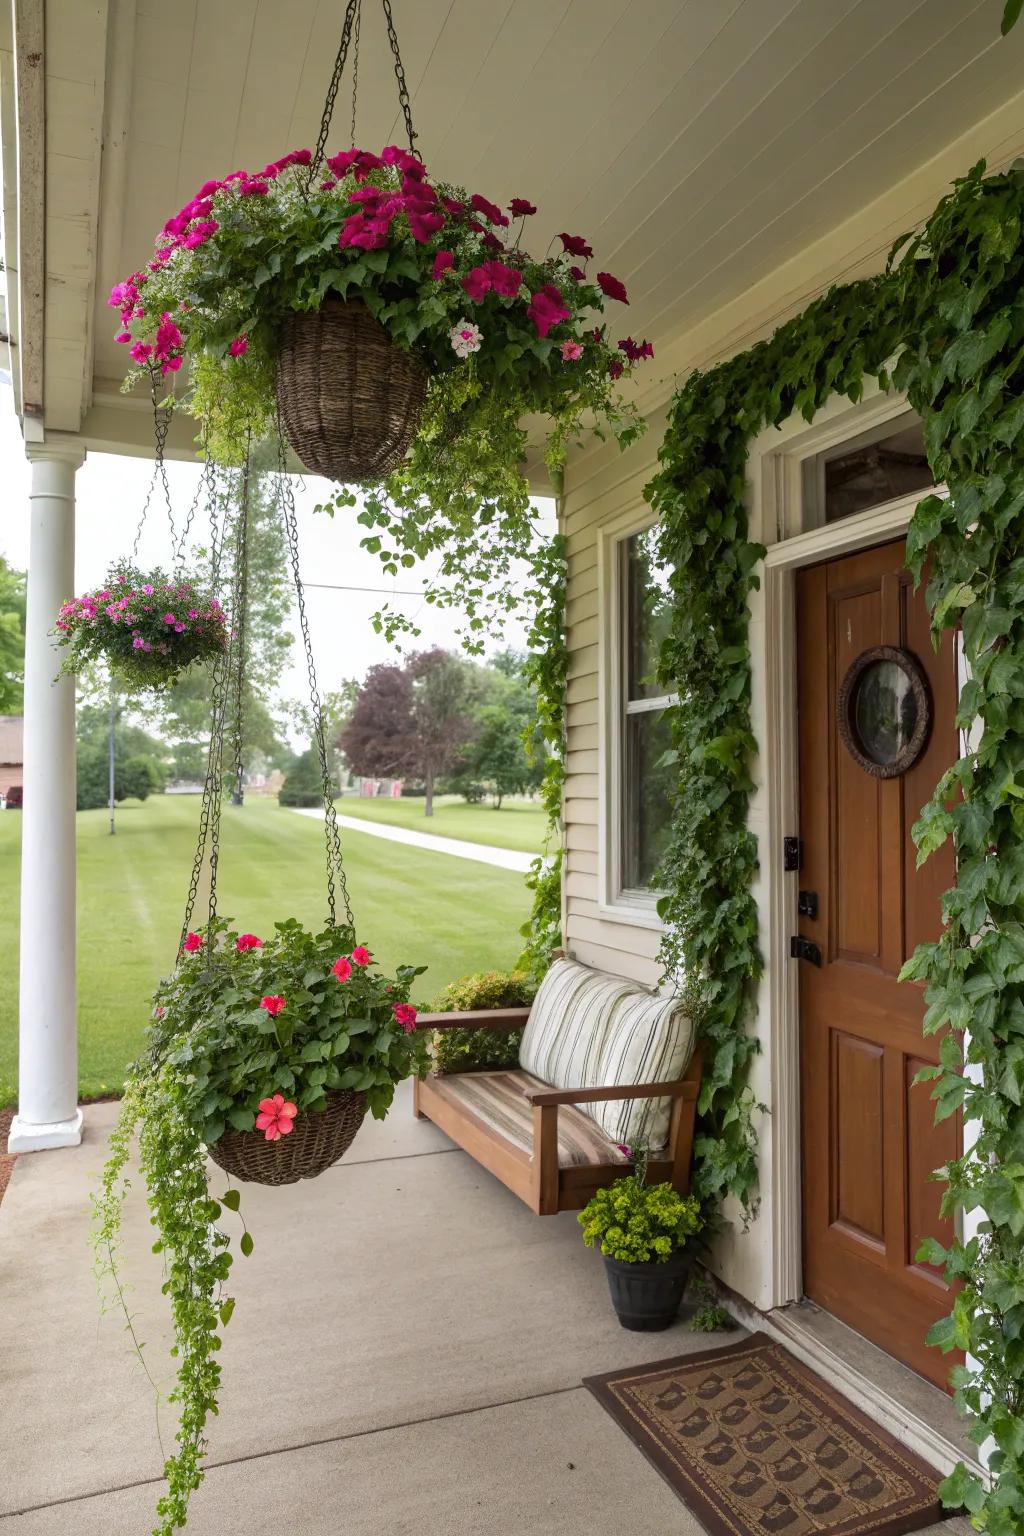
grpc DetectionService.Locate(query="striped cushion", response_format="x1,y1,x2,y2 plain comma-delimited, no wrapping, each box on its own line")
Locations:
426,1069,630,1169
519,958,695,1151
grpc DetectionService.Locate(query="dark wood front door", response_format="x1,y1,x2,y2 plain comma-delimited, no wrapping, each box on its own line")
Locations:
796,539,961,1389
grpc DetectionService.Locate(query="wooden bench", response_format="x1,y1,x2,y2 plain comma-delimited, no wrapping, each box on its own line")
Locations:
413,1005,702,1216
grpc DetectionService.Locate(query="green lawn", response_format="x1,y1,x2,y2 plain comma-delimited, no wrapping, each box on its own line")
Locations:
0,794,531,1105
335,792,547,854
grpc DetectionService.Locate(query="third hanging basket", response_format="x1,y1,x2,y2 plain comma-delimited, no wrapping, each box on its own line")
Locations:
276,298,428,483
207,1089,367,1187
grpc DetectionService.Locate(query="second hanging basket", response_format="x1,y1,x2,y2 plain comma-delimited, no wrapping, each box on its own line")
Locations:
276,298,428,483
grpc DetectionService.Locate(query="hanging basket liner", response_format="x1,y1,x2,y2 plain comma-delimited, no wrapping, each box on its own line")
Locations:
276,298,428,483
207,1089,367,1185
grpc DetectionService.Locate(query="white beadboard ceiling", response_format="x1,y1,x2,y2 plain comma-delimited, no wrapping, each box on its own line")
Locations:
21,0,1024,433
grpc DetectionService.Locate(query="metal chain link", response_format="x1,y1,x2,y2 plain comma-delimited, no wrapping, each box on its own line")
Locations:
228,444,252,806
382,0,418,156
310,0,361,177
275,426,354,930
350,0,361,147
174,428,211,570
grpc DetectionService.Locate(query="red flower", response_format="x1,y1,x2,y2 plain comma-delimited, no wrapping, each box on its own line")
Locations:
597,271,628,304
608,357,624,380
617,337,654,362
408,210,445,244
441,196,465,215
569,266,586,282
461,266,492,303
255,1093,297,1142
559,232,592,259
382,144,424,179
182,932,204,953
351,946,371,967
260,995,286,1017
470,193,509,227
332,956,353,983
526,284,570,339
393,1003,418,1032
508,198,536,217
431,250,454,280
228,336,249,358
235,933,263,951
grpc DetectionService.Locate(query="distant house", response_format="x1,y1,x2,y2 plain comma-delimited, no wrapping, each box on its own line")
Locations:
0,715,23,796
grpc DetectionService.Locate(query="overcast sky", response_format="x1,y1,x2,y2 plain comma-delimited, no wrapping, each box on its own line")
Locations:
0,386,554,731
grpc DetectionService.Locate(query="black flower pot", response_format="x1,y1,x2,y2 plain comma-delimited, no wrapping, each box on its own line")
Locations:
603,1249,692,1331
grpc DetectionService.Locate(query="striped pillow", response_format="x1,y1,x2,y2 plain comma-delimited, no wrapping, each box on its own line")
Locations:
518,958,695,1151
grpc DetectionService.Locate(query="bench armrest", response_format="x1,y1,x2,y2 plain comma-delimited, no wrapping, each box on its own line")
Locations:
414,1007,532,1034
523,1076,699,1108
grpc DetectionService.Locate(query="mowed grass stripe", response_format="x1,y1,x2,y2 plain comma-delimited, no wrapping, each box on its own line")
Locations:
0,796,530,1105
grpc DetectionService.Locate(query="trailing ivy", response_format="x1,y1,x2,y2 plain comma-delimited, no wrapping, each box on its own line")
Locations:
646,159,1024,1526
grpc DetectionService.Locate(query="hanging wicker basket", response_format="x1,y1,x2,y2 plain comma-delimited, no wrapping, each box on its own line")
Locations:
276,299,427,483
207,1089,367,1186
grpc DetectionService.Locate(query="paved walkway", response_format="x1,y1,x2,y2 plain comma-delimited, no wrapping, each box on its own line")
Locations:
289,806,535,873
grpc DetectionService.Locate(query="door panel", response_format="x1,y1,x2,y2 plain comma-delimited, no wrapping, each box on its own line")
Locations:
797,539,961,1389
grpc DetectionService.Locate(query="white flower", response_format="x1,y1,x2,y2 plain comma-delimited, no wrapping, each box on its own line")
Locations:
449,319,482,358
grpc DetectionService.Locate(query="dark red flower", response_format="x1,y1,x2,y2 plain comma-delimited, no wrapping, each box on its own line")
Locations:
509,197,536,217
461,266,492,303
431,250,454,280
527,283,571,338
442,196,465,215
382,144,426,179
597,270,628,304
482,231,503,252
569,266,586,282
483,260,522,297
408,210,444,243
609,357,624,380
617,336,654,362
559,232,593,259
470,193,509,227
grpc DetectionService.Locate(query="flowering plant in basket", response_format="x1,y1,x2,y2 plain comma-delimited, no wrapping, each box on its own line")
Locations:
93,917,427,1534
53,562,227,691
108,143,654,471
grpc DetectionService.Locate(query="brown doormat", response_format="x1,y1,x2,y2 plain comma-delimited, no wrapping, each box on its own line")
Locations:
584,1335,949,1536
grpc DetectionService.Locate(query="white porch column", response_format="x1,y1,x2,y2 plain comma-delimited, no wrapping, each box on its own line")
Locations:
9,440,86,1153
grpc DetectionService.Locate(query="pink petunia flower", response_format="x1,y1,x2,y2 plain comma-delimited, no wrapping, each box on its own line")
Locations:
236,933,263,951
182,932,204,953
393,1003,418,1032
431,250,454,280
526,284,570,339
332,956,352,983
163,613,176,624
255,1093,297,1142
260,995,286,1017
351,946,371,967
560,340,584,361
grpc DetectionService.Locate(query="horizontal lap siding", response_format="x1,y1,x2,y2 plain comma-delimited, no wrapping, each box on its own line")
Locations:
561,419,668,988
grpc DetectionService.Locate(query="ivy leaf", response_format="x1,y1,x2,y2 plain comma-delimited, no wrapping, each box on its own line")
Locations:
239,1232,254,1258
1002,0,1023,35
221,1189,241,1212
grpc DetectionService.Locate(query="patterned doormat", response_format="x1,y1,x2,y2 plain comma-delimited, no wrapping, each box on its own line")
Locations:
584,1335,949,1536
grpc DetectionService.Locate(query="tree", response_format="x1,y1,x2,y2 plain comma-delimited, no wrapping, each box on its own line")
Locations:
77,747,162,809
467,704,531,809
407,648,473,817
338,665,415,780
0,557,26,713
278,745,327,807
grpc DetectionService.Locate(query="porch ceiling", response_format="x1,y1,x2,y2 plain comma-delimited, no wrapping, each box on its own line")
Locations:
5,0,1024,451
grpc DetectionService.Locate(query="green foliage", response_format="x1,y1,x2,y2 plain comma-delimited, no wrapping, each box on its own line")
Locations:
0,556,26,713
53,564,228,693
428,968,536,1073
647,158,1024,1528
578,1163,703,1264
687,1270,738,1333
77,747,164,810
93,917,428,1531
278,744,327,807
1002,0,1022,36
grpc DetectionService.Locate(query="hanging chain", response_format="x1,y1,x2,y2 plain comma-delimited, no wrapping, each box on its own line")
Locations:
276,426,354,930
310,0,361,176
350,0,362,146
381,0,417,156
175,427,212,570
228,443,252,806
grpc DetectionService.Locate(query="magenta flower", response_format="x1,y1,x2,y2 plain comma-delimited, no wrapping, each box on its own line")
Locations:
483,260,522,297
461,267,491,303
470,192,509,227
617,337,654,363
229,336,249,358
431,250,454,280
240,180,269,197
597,271,629,304
236,933,263,951
560,340,584,361
332,956,352,983
182,932,204,953
163,612,176,624
393,1003,418,1032
351,946,371,966
559,232,592,259
408,210,444,244
508,198,536,217
260,995,287,1017
526,284,570,339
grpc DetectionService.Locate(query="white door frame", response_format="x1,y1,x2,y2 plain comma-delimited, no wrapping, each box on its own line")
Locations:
739,380,942,1310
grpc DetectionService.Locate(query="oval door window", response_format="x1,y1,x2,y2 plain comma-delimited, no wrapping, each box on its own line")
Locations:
837,645,932,778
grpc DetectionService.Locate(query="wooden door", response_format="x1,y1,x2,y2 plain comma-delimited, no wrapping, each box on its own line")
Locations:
796,540,961,1389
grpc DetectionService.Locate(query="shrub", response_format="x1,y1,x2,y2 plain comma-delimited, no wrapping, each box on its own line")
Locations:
579,1165,703,1264
428,968,535,1073
278,746,325,807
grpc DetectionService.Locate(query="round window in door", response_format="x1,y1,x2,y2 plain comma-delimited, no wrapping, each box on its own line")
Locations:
837,645,932,778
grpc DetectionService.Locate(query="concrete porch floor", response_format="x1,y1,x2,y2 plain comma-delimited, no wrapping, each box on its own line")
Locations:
0,1083,970,1535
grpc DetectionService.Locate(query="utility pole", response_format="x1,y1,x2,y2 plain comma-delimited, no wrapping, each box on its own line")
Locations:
108,680,116,835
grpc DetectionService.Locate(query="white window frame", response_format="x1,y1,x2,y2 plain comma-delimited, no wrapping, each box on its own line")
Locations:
597,507,676,928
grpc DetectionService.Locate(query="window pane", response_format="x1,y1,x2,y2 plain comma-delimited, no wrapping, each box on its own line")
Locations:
623,707,674,890
823,417,932,523
625,526,673,699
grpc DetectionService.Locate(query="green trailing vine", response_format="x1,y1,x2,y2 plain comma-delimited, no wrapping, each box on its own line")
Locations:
646,160,1024,1527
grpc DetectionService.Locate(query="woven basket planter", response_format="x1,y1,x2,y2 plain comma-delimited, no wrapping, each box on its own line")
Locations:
207,1089,367,1186
276,299,428,483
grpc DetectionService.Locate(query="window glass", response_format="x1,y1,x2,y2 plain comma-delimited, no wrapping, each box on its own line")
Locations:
619,526,675,894
626,526,673,699
823,417,932,523
623,707,674,890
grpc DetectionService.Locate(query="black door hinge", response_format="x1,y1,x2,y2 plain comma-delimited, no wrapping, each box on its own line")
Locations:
784,836,802,872
798,890,818,919
790,935,822,966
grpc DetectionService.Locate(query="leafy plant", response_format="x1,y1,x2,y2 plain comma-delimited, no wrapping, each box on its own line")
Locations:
94,919,427,1532
687,1270,737,1333
428,968,536,1073
578,1156,703,1264
53,563,227,692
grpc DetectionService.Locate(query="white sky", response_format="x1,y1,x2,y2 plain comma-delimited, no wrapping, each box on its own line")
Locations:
0,384,554,733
